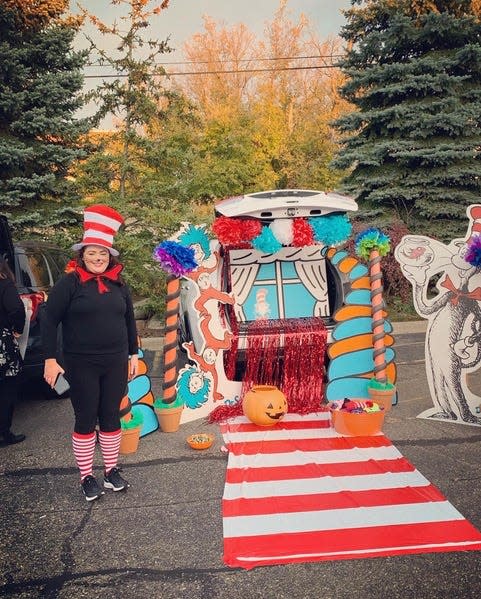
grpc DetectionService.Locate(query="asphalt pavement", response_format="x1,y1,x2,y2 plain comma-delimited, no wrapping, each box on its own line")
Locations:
1,322,481,599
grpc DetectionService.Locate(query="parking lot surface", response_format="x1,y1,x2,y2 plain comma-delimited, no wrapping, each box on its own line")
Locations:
1,328,481,598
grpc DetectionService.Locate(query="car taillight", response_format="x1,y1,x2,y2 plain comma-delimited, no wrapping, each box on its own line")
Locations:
20,292,46,322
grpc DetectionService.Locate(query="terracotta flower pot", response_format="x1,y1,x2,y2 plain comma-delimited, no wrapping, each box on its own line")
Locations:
155,405,183,433
368,385,396,412
119,426,141,455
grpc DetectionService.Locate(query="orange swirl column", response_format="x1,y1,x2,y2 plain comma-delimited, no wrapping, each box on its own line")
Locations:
369,248,387,384
162,275,180,404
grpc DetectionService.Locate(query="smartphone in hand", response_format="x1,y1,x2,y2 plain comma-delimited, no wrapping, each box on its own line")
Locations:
53,373,70,395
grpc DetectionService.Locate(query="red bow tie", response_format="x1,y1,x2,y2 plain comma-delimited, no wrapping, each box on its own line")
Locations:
440,274,481,305
75,264,123,293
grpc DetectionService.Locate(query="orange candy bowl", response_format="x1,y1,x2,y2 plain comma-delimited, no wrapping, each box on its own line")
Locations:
330,409,385,436
186,433,215,450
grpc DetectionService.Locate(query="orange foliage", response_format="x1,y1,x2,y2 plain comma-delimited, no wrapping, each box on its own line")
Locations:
79,0,170,36
2,0,80,29
178,0,352,143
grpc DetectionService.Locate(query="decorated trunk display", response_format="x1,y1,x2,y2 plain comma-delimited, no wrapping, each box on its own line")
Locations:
152,189,397,424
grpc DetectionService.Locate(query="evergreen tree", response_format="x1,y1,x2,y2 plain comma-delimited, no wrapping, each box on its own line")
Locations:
333,0,481,239
0,2,90,233
80,0,172,202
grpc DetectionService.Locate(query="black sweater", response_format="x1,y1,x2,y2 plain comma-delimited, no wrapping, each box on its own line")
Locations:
41,273,138,358
0,277,26,334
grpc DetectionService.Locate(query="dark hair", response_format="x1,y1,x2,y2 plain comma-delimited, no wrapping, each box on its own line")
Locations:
0,254,15,281
73,248,125,284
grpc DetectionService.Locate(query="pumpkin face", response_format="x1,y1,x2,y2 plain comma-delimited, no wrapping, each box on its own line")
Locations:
242,385,288,426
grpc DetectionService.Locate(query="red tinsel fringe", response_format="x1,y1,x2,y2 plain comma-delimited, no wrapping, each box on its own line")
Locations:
211,316,327,423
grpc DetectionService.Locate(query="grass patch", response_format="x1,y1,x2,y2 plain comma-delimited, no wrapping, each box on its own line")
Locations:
386,296,419,322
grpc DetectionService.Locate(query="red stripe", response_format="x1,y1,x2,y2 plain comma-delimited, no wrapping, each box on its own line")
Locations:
222,484,444,517
86,205,124,224
221,419,330,434
72,432,96,440
223,520,481,568
225,457,415,484
227,435,392,456
225,542,481,569
84,222,117,235
98,429,121,436
82,235,111,246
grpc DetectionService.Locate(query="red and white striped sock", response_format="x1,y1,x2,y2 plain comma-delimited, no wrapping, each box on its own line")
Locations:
98,429,121,475
72,432,96,481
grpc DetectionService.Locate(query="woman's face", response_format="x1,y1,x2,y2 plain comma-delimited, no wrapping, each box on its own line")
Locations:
82,245,110,274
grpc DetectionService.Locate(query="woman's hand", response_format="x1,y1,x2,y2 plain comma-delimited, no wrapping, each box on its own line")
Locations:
44,359,65,388
128,354,139,380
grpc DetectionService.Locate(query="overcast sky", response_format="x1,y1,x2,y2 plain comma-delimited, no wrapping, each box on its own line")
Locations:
73,0,352,123
75,1,351,59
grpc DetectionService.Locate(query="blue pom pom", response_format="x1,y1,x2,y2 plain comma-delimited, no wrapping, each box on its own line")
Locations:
252,227,283,253
309,214,352,246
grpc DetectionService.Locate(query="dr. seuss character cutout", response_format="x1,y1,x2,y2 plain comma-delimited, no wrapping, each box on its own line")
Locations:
395,205,481,425
173,224,235,404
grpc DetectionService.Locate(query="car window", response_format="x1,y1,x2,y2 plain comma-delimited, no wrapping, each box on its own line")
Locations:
45,250,70,282
17,251,52,290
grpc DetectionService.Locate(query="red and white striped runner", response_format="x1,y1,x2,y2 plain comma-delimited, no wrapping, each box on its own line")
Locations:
220,413,481,569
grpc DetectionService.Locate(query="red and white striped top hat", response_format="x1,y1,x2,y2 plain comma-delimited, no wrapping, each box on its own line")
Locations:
467,205,481,244
72,205,124,256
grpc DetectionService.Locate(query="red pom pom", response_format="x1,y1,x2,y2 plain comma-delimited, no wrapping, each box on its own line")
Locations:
241,219,262,241
292,218,314,247
64,259,76,273
212,216,245,245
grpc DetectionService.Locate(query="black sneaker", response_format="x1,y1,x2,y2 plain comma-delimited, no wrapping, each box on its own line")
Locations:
81,475,104,502
0,431,26,445
103,467,129,492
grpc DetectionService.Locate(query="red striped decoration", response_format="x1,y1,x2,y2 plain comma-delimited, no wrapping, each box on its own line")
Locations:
220,413,481,569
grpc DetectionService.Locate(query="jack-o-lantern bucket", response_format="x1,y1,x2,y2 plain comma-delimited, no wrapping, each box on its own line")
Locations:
242,385,288,426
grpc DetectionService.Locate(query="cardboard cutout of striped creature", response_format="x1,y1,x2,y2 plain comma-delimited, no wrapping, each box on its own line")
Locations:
395,205,481,426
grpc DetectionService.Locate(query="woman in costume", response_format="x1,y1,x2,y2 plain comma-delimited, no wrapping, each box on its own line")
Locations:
42,205,139,501
0,254,26,445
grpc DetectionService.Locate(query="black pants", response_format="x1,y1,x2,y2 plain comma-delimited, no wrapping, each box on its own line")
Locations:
0,375,19,435
64,352,128,435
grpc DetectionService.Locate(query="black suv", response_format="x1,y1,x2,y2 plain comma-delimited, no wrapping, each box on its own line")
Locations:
0,216,69,395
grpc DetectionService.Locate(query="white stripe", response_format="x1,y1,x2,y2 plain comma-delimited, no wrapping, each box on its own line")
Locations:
83,228,113,243
236,540,481,562
85,212,122,232
227,444,403,469
225,427,348,442
223,501,464,538
224,427,337,442
223,469,431,500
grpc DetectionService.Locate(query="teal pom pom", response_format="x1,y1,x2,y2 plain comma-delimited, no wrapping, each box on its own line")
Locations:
355,228,391,261
252,227,283,253
309,214,352,246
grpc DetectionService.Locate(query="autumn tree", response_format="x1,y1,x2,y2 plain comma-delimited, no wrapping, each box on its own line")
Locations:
76,0,201,310
178,0,349,195
0,0,90,233
79,0,173,200
333,0,481,239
